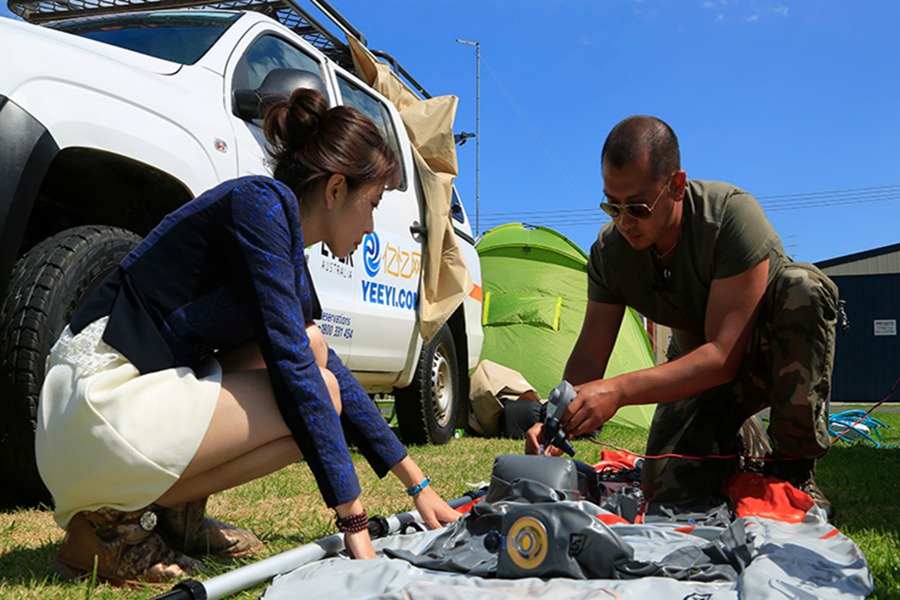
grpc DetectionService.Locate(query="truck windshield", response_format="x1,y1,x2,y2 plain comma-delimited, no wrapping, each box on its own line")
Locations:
53,12,240,65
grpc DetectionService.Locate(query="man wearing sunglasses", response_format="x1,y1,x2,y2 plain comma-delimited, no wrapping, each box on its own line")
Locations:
525,115,839,520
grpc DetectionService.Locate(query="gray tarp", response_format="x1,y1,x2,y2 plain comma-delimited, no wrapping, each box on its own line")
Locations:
263,499,873,600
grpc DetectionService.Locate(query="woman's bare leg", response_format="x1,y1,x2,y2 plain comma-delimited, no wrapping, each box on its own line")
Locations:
156,343,342,507
157,437,300,506
218,324,328,372
156,368,296,506
306,323,329,367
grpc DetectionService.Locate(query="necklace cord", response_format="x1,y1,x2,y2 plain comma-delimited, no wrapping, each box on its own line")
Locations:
651,239,677,260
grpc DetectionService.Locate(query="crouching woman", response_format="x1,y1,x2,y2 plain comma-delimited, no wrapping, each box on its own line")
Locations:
36,87,460,586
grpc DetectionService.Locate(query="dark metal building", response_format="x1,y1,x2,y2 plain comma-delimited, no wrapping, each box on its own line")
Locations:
816,243,900,402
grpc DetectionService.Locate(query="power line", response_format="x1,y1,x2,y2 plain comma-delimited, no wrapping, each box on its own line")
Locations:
479,54,588,205
765,194,899,212
757,184,900,201
477,184,900,228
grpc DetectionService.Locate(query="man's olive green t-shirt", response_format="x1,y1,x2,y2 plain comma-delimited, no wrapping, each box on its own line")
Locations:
587,179,788,356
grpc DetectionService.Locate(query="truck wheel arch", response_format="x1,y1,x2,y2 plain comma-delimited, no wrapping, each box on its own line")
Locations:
25,147,193,245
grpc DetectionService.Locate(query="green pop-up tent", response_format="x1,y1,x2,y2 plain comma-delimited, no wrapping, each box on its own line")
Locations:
476,223,656,430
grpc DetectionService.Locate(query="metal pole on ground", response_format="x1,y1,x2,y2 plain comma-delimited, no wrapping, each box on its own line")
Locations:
150,491,484,600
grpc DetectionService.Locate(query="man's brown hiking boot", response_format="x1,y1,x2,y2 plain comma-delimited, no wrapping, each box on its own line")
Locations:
773,458,835,521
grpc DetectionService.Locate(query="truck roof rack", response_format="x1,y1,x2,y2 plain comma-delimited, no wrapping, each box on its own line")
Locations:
7,0,431,98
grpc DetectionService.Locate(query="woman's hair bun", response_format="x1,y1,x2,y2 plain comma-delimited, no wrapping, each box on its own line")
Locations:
262,86,401,200
264,87,329,156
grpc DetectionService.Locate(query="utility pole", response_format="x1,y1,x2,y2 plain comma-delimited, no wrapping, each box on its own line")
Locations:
455,38,480,235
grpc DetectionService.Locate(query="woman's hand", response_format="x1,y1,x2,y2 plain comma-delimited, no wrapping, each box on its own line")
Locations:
343,529,376,559
390,457,460,528
336,497,375,559
412,485,461,529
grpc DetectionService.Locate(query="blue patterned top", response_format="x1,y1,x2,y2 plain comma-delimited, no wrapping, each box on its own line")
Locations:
71,176,408,507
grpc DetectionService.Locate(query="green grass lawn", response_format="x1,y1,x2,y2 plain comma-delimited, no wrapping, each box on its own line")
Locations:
0,410,897,599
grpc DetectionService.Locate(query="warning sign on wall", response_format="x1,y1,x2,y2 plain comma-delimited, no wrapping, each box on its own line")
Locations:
873,319,897,336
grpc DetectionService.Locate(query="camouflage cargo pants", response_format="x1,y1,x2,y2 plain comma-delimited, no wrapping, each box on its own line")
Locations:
642,263,839,504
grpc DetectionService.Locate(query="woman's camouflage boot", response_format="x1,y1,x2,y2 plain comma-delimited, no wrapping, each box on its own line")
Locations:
55,506,203,586
159,496,262,560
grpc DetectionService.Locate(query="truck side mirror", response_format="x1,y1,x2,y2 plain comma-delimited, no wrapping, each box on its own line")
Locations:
233,68,327,121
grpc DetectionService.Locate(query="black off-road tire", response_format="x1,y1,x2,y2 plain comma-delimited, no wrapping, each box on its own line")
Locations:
0,226,141,508
394,324,460,445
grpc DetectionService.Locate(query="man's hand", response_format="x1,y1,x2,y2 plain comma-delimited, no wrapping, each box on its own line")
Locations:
524,422,565,456
524,422,543,455
561,379,622,438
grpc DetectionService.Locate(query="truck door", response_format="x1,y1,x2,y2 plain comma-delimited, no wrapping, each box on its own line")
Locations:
225,30,355,359
334,73,420,373
227,31,327,175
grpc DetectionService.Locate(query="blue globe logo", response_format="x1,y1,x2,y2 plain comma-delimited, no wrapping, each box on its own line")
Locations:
363,232,381,277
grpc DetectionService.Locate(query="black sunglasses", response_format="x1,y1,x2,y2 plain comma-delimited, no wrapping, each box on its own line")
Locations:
600,176,672,220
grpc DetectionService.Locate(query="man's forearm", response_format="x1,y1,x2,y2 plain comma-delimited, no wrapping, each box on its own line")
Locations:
613,341,738,408
563,352,608,386
563,301,623,386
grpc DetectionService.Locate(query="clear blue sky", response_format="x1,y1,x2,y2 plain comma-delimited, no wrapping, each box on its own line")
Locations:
3,1,898,263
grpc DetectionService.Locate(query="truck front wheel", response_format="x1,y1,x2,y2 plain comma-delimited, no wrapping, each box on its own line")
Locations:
0,226,141,508
394,323,460,445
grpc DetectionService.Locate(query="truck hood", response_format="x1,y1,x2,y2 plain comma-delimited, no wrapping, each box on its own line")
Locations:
0,13,236,194
0,16,183,78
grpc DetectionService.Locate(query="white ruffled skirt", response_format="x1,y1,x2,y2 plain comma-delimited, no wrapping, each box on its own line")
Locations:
36,317,221,528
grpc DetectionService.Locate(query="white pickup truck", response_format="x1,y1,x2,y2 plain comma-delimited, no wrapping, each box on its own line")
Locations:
0,0,483,507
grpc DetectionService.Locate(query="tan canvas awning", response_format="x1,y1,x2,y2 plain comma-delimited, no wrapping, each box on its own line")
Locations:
349,37,473,344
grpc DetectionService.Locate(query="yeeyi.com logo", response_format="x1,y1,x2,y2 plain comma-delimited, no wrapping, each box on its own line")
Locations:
363,232,381,277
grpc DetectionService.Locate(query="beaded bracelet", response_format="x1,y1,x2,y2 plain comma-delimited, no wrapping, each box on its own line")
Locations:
335,509,369,533
406,476,430,497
